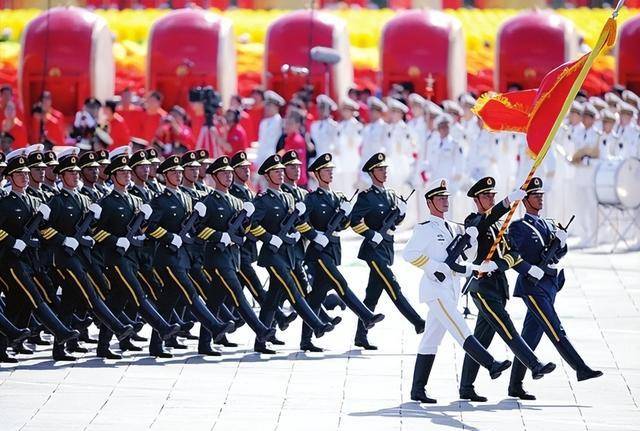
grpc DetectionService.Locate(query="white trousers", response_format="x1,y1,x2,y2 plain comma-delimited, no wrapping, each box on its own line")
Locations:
417,294,473,355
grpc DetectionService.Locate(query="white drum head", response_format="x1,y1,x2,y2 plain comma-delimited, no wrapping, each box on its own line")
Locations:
616,158,640,209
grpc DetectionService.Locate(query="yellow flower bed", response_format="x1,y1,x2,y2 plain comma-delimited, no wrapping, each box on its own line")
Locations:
0,7,637,76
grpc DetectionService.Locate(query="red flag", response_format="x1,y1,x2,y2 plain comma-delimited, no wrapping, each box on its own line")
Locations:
473,16,618,159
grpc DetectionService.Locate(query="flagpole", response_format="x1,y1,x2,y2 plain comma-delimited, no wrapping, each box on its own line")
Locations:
478,2,623,270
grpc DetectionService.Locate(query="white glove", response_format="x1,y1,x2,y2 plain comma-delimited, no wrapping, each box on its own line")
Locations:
477,260,498,274
242,202,255,217
116,237,130,252
397,199,407,216
465,226,479,246
63,237,79,251
294,202,306,216
528,265,544,280
81,235,95,247
220,232,232,246
37,203,51,221
313,233,329,248
13,239,26,253
286,231,301,242
507,189,526,204
139,204,153,220
194,201,206,217
133,234,146,242
555,229,568,246
371,232,383,245
170,234,182,249
464,265,474,277
339,201,352,216
269,235,283,250
88,203,102,220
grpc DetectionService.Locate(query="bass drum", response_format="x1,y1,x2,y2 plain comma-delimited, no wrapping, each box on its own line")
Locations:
594,158,640,208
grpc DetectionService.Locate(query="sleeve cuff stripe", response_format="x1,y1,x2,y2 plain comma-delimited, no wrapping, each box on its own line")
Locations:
410,256,428,267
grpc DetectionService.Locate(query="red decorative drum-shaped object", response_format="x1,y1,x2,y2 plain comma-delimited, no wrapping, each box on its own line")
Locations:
380,10,465,103
616,15,640,94
147,9,236,109
264,10,353,102
19,7,114,129
496,10,578,92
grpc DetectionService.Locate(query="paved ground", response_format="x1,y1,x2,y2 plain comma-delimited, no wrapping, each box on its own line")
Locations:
1,234,639,431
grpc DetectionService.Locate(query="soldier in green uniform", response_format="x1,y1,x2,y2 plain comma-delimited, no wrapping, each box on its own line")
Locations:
350,153,425,350
144,148,165,196
39,151,135,360
194,155,275,353
299,153,385,352
249,154,333,354
146,155,235,358
0,150,80,360
42,150,60,196
229,151,297,333
93,153,180,358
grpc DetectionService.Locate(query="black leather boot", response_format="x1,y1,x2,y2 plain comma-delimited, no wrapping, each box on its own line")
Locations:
34,303,80,346
459,387,488,402
508,384,536,400
462,336,511,379
506,335,555,380
52,343,76,361
190,296,235,343
138,298,181,341
410,354,437,403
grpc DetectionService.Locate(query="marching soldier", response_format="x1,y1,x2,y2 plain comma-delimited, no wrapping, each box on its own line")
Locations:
93,152,181,357
249,154,334,354
300,153,385,352
281,150,340,336
42,150,60,196
39,151,135,360
25,144,56,203
79,151,106,202
24,144,61,344
458,177,555,402
181,150,208,199
146,155,235,358
93,149,112,196
0,150,80,359
229,151,297,332
127,150,164,306
350,153,425,350
144,148,165,196
179,150,241,333
507,178,602,400
195,149,214,194
195,155,275,353
402,178,513,403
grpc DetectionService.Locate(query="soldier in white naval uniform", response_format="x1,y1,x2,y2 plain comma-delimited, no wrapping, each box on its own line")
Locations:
385,98,415,195
571,103,602,247
359,97,388,187
256,91,284,170
402,178,512,404
310,95,339,163
335,98,363,195
616,102,639,159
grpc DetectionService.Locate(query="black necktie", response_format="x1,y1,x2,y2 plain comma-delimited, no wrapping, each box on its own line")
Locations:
444,221,454,237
